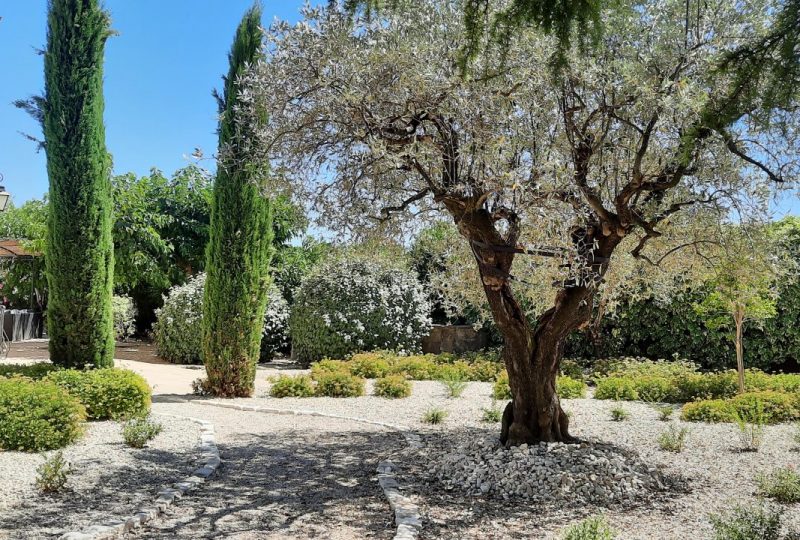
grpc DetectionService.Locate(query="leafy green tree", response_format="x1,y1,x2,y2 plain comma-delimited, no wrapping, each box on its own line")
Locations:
696,230,777,392
43,0,114,368
0,200,48,309
203,5,274,397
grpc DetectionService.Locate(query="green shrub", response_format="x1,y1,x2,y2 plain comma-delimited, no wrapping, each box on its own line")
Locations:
658,424,689,452
468,360,504,382
675,372,739,401
36,451,71,493
422,407,448,424
632,376,676,402
46,369,151,420
559,359,585,381
314,371,365,397
735,402,767,452
349,353,391,378
757,467,800,503
561,515,616,540
290,259,432,364
709,503,783,540
557,376,587,398
310,359,352,379
682,391,798,425
0,378,86,451
122,416,164,448
492,371,512,400
373,375,412,398
594,377,638,401
610,407,630,421
269,374,316,398
0,363,59,380
387,356,439,380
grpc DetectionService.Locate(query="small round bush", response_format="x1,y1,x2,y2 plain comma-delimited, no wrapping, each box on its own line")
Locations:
349,353,391,378
557,376,587,399
492,371,512,400
594,377,638,401
387,356,439,380
269,374,316,398
290,258,432,365
681,398,733,423
468,359,504,382
632,376,676,402
0,363,59,380
46,369,151,420
154,274,290,364
310,359,352,379
0,377,86,451
374,375,412,398
681,391,798,424
314,371,365,397
112,294,137,341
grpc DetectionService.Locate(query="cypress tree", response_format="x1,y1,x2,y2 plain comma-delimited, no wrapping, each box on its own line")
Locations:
43,0,115,368
203,4,274,397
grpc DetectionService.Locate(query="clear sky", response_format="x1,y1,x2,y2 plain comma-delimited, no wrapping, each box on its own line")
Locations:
0,2,796,216
0,1,315,204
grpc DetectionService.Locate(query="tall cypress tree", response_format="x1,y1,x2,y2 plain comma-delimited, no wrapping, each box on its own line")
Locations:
203,4,274,397
44,0,115,368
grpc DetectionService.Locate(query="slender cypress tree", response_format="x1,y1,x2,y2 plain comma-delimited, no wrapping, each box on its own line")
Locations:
203,4,274,397
44,0,115,368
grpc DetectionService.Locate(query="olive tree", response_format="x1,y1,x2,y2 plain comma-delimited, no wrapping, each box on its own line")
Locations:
247,1,797,445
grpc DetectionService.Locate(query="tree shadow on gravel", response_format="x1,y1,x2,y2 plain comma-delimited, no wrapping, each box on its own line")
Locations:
127,429,405,539
0,445,197,539
397,426,693,539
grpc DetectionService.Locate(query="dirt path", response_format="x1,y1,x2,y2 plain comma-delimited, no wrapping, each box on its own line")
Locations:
128,402,404,540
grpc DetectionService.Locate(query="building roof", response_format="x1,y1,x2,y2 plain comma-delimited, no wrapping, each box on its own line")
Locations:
0,239,40,259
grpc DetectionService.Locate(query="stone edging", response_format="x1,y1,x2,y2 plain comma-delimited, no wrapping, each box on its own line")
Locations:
195,400,423,540
59,415,220,540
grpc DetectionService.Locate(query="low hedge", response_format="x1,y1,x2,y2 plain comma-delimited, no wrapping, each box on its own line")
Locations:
46,369,151,420
0,377,86,451
681,391,799,424
0,363,59,380
595,367,800,404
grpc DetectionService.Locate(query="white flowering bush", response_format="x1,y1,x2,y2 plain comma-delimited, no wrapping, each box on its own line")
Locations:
290,259,432,365
154,273,289,364
112,295,137,341
261,286,290,360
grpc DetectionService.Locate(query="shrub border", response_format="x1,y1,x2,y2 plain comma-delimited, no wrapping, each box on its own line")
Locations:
58,414,220,540
194,400,423,540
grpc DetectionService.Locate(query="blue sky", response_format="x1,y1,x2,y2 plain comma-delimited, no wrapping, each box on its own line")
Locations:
0,2,796,216
0,1,315,204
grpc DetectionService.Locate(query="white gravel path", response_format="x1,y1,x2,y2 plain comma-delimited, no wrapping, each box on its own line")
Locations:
0,415,201,540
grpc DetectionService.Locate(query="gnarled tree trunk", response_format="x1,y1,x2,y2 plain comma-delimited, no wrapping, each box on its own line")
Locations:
448,201,619,446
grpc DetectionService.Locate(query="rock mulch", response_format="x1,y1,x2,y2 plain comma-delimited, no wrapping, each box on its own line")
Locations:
430,435,671,505
0,415,201,540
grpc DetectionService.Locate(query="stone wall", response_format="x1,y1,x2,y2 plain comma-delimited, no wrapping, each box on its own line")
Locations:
421,324,489,355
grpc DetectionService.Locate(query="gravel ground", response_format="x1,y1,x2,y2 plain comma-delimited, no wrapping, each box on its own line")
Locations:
232,376,800,540
126,401,405,539
0,414,201,540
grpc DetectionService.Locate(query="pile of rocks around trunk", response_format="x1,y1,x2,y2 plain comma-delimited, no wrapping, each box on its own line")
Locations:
429,435,671,506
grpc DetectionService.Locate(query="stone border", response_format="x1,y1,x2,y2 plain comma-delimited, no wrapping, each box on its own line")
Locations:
59,415,220,540
195,400,423,540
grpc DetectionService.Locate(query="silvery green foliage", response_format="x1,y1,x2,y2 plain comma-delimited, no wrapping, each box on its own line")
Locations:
243,0,797,312
111,295,137,341
154,273,289,364
290,258,432,364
